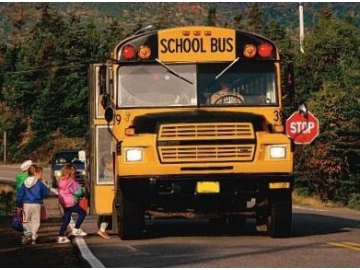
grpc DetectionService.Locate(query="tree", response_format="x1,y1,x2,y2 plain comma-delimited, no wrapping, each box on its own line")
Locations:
247,3,264,34
293,5,360,203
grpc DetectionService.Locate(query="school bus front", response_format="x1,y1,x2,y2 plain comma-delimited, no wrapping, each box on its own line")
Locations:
98,26,294,240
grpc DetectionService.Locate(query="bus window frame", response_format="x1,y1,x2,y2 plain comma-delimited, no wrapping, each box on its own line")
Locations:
96,125,114,185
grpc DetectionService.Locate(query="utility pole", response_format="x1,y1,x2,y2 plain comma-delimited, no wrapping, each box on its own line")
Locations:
299,2,305,53
3,131,6,164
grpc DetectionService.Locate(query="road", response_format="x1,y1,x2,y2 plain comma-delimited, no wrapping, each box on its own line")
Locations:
1,164,360,267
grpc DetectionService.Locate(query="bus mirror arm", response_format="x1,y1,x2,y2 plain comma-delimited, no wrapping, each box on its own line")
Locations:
104,106,122,155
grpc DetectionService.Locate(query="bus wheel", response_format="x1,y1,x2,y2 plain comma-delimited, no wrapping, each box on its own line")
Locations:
118,194,144,240
267,193,292,238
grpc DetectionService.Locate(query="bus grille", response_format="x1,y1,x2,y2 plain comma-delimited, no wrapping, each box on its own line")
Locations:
158,123,255,163
159,145,255,163
159,123,254,140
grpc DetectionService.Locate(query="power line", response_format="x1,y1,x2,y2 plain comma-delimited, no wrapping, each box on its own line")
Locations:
3,64,88,75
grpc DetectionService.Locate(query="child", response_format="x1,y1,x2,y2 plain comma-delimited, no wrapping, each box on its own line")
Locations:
97,154,113,239
16,164,49,245
100,153,113,182
57,164,87,244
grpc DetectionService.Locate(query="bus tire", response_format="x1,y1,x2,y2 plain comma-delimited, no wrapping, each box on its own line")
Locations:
118,194,144,240
267,193,292,238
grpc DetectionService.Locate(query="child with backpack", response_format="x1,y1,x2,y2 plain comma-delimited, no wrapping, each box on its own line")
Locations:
57,164,87,244
16,164,49,245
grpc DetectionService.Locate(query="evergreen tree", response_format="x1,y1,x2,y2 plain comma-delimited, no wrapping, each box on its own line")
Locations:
294,4,360,202
207,6,217,26
247,3,264,34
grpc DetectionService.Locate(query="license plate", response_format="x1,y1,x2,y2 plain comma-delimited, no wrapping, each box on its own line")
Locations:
196,181,220,193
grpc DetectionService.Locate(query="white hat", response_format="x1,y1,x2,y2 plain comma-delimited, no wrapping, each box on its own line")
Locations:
20,160,34,171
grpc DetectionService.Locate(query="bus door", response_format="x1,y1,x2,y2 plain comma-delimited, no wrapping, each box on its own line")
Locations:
88,64,115,216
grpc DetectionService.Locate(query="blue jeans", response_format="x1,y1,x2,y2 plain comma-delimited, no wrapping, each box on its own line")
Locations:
59,204,86,236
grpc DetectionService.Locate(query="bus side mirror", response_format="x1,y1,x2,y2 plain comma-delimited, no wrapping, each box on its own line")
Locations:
298,104,308,118
104,106,114,123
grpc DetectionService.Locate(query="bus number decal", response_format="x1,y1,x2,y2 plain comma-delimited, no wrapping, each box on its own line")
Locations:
273,110,283,122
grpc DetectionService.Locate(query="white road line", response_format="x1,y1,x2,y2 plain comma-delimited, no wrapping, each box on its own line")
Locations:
52,188,104,268
75,238,106,268
293,205,330,212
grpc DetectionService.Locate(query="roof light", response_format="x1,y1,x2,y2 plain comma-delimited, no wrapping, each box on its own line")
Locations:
243,44,256,58
121,45,136,59
258,43,273,58
138,46,151,60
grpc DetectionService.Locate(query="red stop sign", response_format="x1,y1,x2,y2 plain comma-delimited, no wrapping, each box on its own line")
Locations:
286,111,319,144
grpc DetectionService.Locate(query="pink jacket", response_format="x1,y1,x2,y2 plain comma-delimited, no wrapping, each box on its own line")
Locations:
58,177,84,208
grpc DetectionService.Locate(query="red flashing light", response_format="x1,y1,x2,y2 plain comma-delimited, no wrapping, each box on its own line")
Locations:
122,45,136,59
258,43,273,58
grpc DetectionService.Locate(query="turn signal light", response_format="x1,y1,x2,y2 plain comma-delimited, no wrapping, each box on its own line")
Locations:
138,46,151,60
243,44,256,58
125,128,136,136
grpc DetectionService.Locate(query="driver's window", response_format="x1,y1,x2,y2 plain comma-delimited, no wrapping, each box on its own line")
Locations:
198,62,277,106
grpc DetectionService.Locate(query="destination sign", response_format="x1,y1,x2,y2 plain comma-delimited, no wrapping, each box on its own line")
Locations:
158,27,236,62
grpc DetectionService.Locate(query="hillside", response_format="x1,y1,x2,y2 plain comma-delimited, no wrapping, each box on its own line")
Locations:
0,2,359,42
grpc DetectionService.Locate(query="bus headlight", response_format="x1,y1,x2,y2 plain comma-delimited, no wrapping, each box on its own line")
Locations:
268,145,286,159
125,148,143,162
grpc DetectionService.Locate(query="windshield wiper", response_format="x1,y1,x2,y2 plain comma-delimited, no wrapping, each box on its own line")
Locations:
215,57,239,80
155,58,193,85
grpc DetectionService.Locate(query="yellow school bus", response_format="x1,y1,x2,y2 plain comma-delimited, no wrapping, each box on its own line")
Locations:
88,26,295,239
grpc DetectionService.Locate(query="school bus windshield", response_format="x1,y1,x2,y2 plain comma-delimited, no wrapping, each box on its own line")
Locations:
117,61,278,108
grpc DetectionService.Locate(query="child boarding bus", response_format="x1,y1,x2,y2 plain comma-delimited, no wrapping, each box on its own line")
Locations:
88,26,295,240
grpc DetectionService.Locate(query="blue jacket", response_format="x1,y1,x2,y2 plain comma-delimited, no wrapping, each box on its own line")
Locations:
16,176,49,207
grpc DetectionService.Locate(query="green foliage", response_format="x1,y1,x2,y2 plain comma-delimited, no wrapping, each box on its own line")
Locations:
293,4,360,204
0,188,15,217
348,194,360,210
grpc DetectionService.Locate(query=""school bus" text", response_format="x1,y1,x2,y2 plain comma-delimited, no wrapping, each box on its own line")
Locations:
160,38,234,54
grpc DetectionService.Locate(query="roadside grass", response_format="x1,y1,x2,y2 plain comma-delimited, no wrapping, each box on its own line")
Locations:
0,183,15,217
292,189,344,208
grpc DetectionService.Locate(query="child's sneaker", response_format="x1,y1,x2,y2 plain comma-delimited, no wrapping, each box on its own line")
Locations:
97,230,111,239
57,236,71,244
72,228,87,236
21,234,32,245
